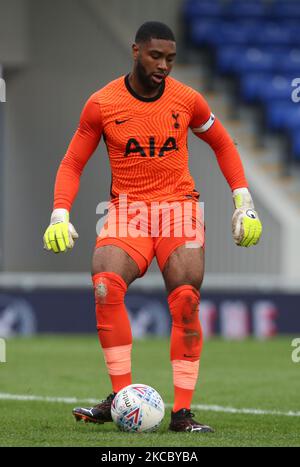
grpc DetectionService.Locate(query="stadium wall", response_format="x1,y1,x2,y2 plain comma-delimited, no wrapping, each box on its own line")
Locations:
0,0,29,65
0,286,299,339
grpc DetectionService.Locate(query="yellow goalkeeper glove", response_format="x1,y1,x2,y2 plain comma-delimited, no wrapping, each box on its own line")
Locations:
232,188,262,247
43,209,79,253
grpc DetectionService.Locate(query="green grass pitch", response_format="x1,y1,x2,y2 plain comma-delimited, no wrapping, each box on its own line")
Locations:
0,335,299,447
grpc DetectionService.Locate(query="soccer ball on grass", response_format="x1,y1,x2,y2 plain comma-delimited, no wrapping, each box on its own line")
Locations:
111,384,165,433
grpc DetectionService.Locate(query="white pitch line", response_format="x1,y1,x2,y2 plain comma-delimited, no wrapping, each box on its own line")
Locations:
189,404,300,417
0,393,99,405
0,393,300,417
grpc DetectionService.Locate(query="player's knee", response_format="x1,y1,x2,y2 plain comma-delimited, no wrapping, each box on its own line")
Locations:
93,272,127,305
168,285,200,325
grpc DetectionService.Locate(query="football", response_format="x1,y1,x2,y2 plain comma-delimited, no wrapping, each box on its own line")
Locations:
111,384,165,432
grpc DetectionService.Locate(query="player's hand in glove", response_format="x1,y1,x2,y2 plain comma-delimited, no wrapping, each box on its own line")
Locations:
232,188,262,247
43,208,79,253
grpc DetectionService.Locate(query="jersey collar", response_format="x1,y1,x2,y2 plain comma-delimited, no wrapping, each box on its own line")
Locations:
124,74,165,102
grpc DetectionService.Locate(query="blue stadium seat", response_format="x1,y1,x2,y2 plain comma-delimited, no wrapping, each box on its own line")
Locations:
254,23,293,47
259,75,294,103
183,0,223,22
216,47,295,75
189,17,300,49
240,73,273,102
240,73,294,104
216,46,244,73
182,0,300,165
212,22,255,46
271,1,300,20
224,0,268,20
290,131,300,161
282,21,300,45
265,101,300,131
279,49,300,74
285,105,300,131
232,47,300,75
189,20,221,46
265,101,290,131
231,48,275,73
190,20,256,47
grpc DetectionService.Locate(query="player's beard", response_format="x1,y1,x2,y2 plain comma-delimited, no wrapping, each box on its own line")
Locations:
136,58,164,91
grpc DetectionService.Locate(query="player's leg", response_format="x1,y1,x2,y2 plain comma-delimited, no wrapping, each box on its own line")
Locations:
91,244,140,284
161,244,213,432
74,233,154,424
73,244,141,424
162,244,204,410
92,244,140,393
154,196,213,432
162,243,204,294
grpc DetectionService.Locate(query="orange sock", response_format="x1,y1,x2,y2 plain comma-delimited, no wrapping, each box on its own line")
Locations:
173,387,194,412
172,360,200,411
168,285,203,412
93,272,132,393
102,344,132,393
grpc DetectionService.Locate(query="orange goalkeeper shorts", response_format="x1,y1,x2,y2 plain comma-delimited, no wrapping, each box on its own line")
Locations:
95,197,204,276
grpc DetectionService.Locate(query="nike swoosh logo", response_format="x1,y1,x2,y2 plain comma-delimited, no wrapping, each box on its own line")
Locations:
115,118,131,125
80,408,94,416
190,426,207,432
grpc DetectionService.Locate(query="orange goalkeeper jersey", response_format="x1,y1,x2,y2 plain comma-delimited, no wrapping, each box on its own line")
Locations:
54,75,248,210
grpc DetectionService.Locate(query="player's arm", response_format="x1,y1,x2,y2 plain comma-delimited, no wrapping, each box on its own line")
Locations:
190,92,262,247
43,94,103,253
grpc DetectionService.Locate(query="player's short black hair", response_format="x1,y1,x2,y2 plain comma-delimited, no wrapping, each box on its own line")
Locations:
135,21,175,44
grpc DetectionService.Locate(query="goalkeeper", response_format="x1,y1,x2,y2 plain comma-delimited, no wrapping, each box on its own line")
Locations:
43,21,262,433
